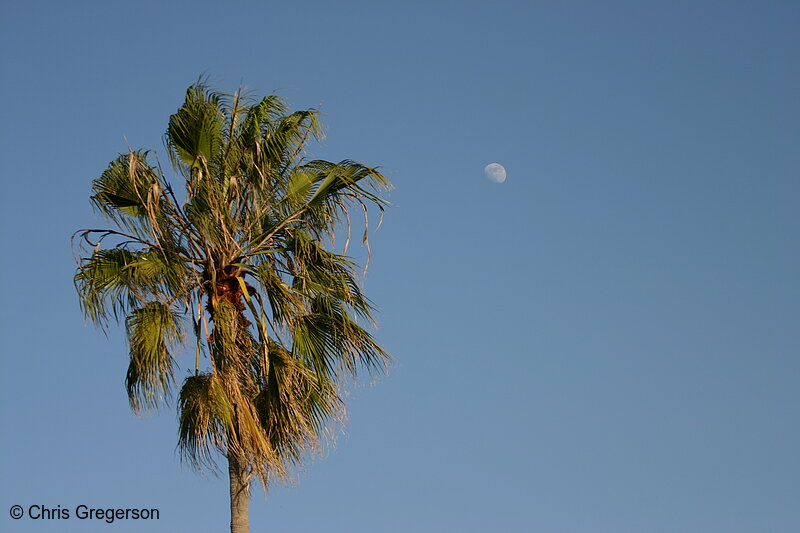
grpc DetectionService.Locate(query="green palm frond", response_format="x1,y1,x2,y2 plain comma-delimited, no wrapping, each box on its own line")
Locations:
75,247,192,327
91,150,166,237
167,84,225,172
126,301,184,412
178,373,236,469
292,294,389,378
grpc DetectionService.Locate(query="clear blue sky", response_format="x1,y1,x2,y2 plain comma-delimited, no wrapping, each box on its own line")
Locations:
1,1,798,532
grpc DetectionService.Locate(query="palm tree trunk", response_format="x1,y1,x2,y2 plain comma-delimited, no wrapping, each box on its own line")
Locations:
229,453,250,533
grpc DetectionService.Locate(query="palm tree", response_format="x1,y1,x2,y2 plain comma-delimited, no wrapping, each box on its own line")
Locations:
74,81,391,533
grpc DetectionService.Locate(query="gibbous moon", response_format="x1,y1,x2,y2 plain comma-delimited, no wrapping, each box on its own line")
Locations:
484,163,506,183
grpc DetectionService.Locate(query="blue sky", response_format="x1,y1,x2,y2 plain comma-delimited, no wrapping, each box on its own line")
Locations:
1,1,798,531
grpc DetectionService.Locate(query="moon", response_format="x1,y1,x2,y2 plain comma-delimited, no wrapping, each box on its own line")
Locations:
484,163,506,183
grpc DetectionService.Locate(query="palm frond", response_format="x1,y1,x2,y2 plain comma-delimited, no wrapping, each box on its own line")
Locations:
75,247,192,327
167,83,225,173
291,295,390,378
125,301,184,412
91,150,165,234
178,373,236,470
254,340,344,466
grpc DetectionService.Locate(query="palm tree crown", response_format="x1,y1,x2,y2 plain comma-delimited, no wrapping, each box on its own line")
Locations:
74,82,391,528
